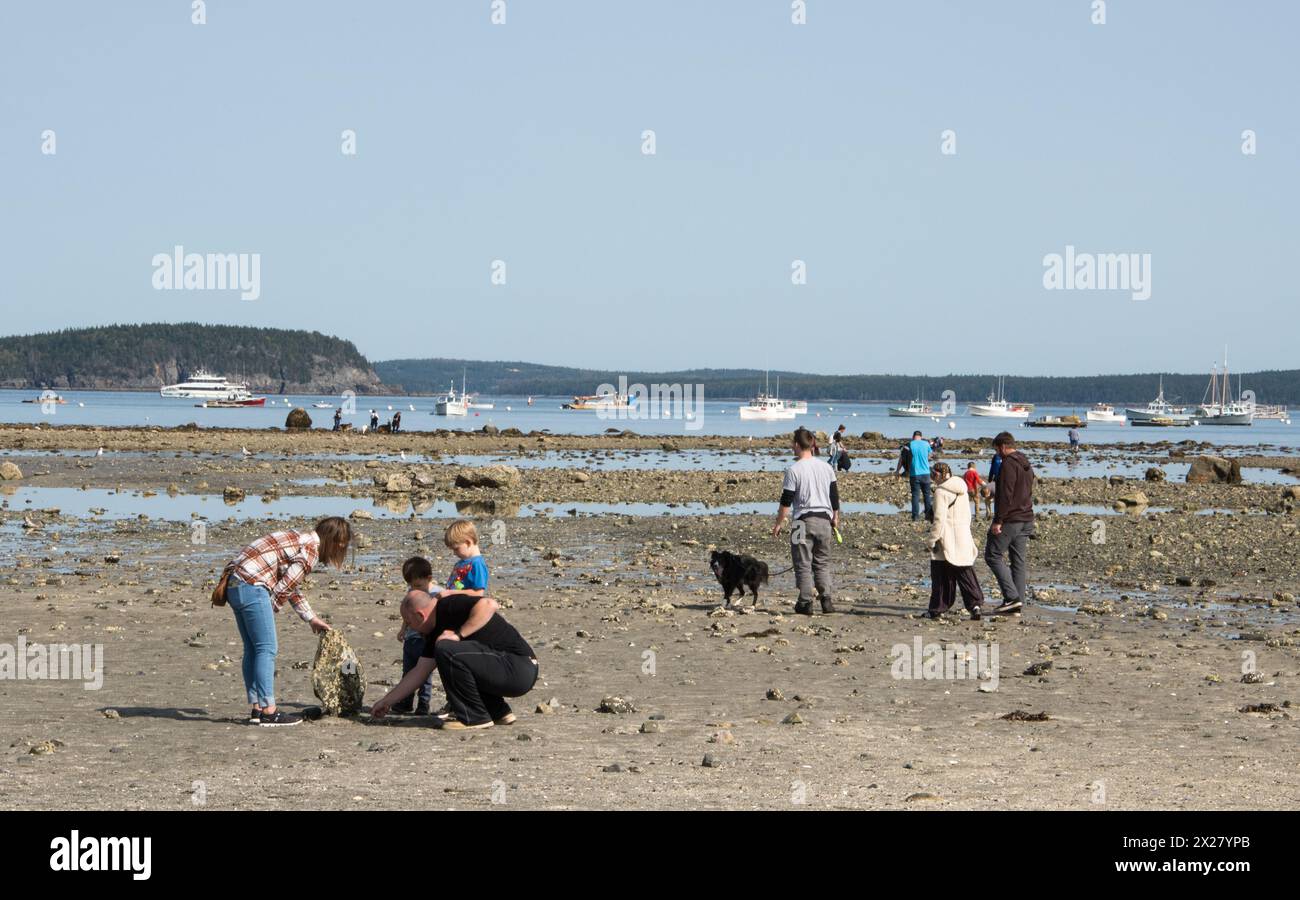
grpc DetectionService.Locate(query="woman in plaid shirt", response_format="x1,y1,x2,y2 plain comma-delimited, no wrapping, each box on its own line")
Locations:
220,517,352,727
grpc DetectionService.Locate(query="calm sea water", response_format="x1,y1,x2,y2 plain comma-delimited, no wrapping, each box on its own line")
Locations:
2,389,1296,448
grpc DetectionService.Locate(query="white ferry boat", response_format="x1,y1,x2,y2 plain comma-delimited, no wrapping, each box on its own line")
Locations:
160,368,256,402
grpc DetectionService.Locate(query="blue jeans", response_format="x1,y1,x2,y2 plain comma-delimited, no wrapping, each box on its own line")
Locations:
226,576,278,707
402,631,434,705
909,475,934,521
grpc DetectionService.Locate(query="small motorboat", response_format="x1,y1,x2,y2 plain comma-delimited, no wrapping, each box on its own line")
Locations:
1086,403,1126,423
197,397,267,408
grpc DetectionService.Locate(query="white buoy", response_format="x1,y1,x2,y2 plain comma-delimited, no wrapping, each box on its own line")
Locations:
506,406,512,411
948,421,956,429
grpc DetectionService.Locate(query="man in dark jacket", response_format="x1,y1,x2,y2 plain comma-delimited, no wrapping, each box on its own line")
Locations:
984,431,1035,614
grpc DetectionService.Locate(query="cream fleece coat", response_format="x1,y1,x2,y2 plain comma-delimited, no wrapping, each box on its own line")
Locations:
929,475,978,566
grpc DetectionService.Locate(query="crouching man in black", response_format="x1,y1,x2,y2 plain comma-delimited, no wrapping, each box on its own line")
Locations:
370,594,537,730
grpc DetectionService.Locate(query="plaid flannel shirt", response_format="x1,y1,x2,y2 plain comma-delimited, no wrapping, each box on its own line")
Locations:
224,530,320,623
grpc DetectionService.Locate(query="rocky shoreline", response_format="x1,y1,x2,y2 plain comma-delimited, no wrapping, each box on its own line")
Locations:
1,426,1298,810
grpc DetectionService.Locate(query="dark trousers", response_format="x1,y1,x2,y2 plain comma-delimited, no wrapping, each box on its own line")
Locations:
433,640,538,725
400,632,434,706
985,520,1034,603
928,559,984,615
790,514,835,606
909,475,934,521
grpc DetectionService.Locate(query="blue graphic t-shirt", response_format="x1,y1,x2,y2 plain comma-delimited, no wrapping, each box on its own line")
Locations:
446,555,489,592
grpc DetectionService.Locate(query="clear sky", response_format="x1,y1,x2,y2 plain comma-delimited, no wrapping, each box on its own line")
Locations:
1,1,1296,376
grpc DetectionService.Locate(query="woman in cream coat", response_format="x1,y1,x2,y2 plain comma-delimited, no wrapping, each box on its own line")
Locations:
923,463,986,619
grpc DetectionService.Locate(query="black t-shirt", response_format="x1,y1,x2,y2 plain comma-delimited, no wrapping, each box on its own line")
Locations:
420,593,535,659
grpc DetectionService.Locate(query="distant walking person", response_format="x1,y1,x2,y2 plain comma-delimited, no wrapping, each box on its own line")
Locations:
370,410,380,432
963,461,988,520
924,463,984,619
984,431,1035,615
1067,426,1081,452
391,410,402,433
772,427,840,615
827,426,846,470
906,430,934,522
332,407,342,431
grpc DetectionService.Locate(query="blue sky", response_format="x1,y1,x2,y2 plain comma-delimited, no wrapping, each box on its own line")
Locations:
1,1,1296,376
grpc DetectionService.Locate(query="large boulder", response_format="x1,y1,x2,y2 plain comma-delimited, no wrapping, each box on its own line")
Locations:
285,407,313,430
1185,455,1242,484
1144,467,1167,482
859,431,885,443
384,473,412,493
455,464,522,490
0,462,22,481
1114,490,1149,509
312,630,365,716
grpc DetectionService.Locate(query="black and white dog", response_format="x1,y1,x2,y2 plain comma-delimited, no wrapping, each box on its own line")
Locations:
709,550,770,609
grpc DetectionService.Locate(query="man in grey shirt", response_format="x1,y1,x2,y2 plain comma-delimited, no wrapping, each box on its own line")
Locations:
772,427,841,615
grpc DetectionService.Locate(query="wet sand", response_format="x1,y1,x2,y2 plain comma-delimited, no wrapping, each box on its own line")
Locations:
1,426,1298,809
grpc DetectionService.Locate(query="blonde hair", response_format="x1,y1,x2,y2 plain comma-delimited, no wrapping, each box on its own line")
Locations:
444,519,478,549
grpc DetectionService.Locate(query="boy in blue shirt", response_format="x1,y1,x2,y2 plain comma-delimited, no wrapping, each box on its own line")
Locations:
438,519,489,597
908,430,934,522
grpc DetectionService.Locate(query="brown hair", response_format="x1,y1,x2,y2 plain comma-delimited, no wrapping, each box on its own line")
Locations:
314,516,353,568
792,427,815,452
402,556,433,584
993,431,1016,449
933,462,952,482
444,519,478,549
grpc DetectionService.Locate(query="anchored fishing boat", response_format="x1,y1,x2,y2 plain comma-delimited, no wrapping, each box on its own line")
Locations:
738,373,798,421
968,377,1031,418
564,391,637,411
1086,403,1126,424
888,397,938,418
434,372,470,416
1125,376,1191,423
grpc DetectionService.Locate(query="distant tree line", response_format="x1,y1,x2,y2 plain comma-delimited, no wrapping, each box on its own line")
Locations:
375,358,1300,405
0,324,376,390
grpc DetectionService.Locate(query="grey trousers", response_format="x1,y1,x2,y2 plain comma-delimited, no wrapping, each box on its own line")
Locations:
791,515,835,605
984,519,1034,603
